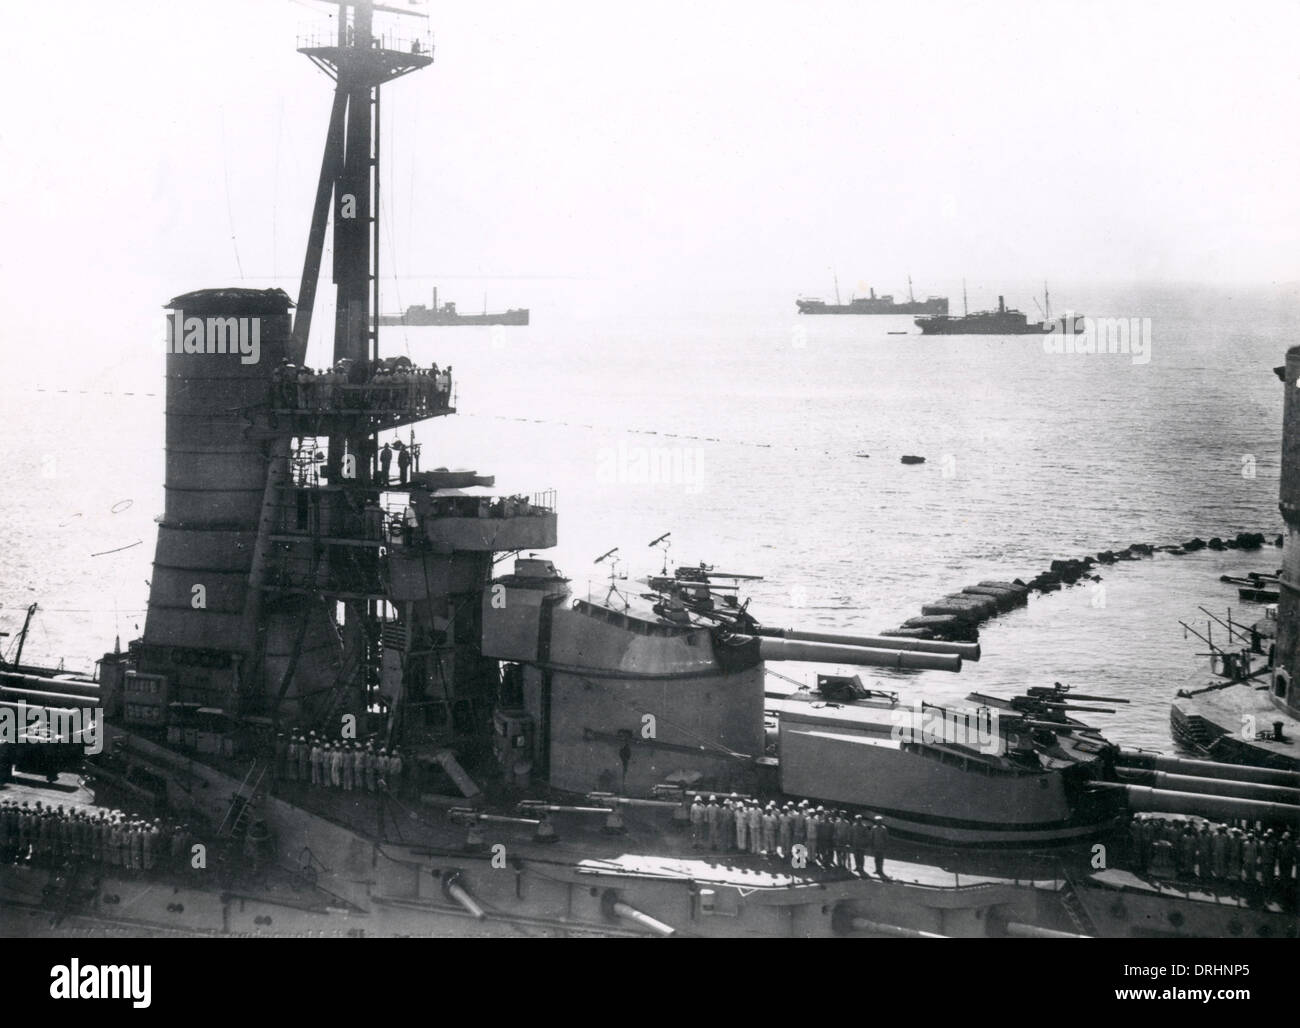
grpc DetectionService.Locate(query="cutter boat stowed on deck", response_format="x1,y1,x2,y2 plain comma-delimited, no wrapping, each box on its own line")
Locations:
1,1,1296,939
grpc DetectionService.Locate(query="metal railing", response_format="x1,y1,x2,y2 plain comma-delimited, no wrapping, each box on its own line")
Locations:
296,24,435,58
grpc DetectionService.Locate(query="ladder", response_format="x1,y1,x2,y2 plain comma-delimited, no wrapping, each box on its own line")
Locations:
1058,879,1098,937
218,760,267,839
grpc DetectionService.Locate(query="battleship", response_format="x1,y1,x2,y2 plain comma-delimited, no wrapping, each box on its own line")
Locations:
1,3,1297,940
377,287,529,327
797,276,948,316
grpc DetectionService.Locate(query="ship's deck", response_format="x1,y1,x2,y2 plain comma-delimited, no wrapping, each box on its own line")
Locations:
1172,678,1299,766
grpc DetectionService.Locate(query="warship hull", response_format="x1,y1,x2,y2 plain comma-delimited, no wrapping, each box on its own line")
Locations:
4,727,1292,939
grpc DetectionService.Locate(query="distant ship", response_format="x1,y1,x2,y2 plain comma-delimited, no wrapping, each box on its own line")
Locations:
379,287,529,326
915,284,1081,336
797,275,948,316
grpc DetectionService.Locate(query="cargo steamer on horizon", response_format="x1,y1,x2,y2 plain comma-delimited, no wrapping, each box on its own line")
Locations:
797,278,948,317
916,294,1086,335
378,287,529,327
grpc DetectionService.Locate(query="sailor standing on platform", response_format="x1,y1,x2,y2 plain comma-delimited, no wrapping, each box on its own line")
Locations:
379,443,393,485
805,809,820,865
342,742,355,791
690,795,706,849
329,742,344,789
870,816,889,876
1242,831,1259,887
352,744,366,792
706,795,721,851
735,797,749,853
1226,827,1243,882
131,820,145,872
297,732,310,781
397,443,412,485
364,744,377,792
777,803,793,859
1196,825,1213,879
1261,831,1278,892
309,736,323,787
834,811,851,869
761,803,778,859
286,734,299,782
852,814,870,875
718,796,734,853
747,801,762,855
791,802,806,854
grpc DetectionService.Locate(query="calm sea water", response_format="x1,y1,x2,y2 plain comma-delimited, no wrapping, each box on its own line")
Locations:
2,281,1297,751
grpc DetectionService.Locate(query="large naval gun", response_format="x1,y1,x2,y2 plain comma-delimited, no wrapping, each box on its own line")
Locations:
1,2,1296,939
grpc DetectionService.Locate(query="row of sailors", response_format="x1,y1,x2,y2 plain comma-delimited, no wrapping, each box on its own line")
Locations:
272,360,452,412
273,733,405,793
0,800,197,873
1129,816,1297,892
689,795,889,873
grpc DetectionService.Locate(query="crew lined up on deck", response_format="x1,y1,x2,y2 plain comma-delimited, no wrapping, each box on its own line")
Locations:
689,795,889,875
0,799,197,874
271,358,452,413
273,731,405,794
1128,814,1297,895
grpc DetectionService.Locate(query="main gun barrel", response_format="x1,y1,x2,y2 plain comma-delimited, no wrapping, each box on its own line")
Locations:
744,635,962,673
757,626,978,662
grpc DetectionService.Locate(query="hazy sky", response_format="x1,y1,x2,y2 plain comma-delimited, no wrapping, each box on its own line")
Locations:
3,0,1298,355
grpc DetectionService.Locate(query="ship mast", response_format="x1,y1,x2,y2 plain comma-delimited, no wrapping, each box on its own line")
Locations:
294,1,432,370
244,2,435,724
